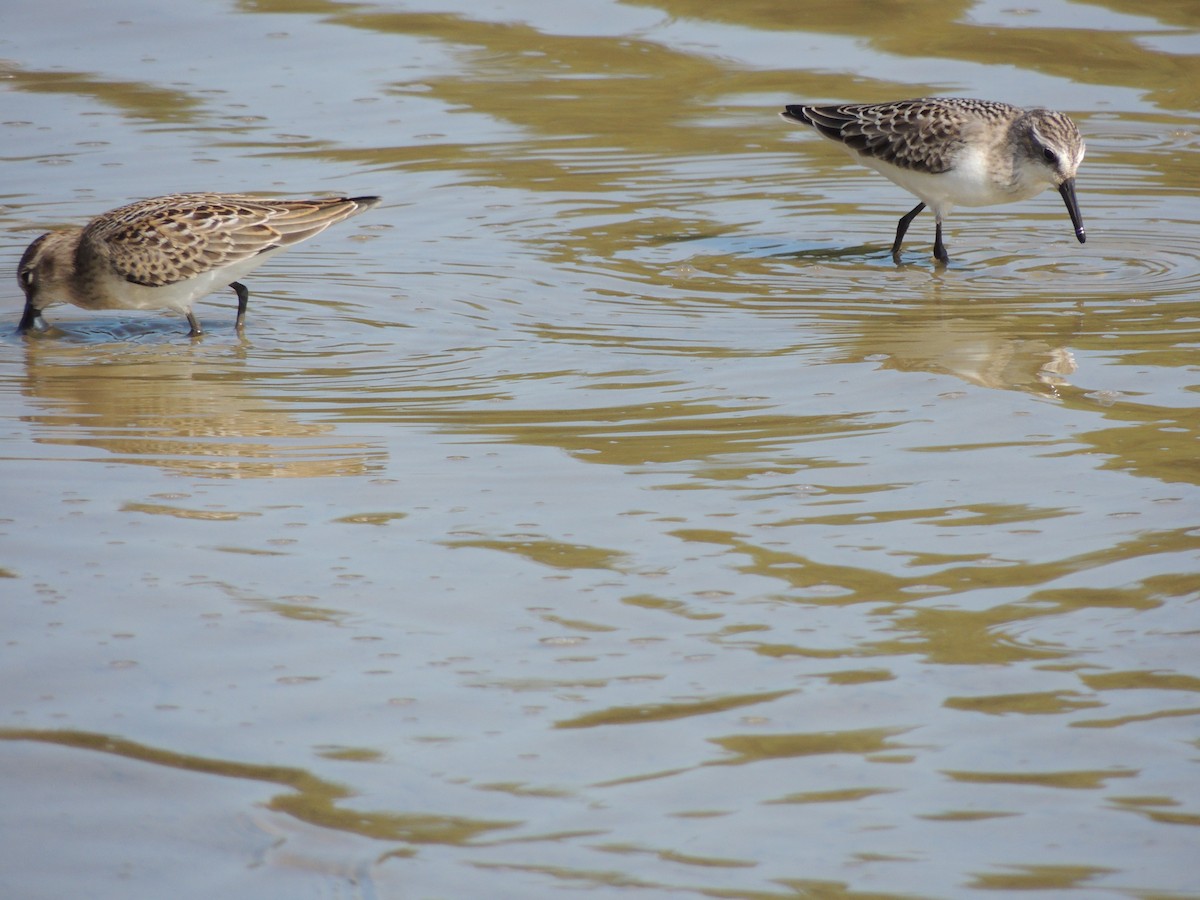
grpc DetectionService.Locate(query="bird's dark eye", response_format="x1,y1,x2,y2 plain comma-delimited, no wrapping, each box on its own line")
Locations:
18,269,34,289
1042,147,1058,164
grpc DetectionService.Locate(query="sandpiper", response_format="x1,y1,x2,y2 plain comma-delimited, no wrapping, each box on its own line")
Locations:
17,192,381,335
780,98,1086,263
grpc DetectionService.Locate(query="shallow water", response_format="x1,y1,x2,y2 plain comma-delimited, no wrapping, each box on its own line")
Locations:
2,1,1199,897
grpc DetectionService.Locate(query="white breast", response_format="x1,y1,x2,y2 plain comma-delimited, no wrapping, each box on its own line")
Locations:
859,144,1023,216
88,248,286,313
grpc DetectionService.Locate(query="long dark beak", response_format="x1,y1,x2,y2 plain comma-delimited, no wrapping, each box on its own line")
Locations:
1058,178,1085,244
17,296,43,333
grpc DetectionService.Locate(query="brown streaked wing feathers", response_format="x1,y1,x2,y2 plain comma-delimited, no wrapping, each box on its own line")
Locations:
82,193,373,287
798,100,1009,174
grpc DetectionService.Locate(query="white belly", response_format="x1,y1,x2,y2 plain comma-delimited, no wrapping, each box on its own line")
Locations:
856,145,1049,215
84,249,284,313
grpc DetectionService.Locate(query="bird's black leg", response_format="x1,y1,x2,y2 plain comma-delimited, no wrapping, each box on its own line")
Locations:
933,219,949,265
892,202,925,263
232,282,249,332
186,311,203,336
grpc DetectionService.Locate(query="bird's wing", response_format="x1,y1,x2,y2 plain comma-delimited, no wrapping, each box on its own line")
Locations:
789,100,988,174
84,193,373,287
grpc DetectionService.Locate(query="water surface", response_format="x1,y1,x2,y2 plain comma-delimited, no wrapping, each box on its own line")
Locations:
2,1,1199,897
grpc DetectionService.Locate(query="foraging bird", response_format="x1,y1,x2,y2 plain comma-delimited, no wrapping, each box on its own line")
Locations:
17,192,381,335
780,98,1086,263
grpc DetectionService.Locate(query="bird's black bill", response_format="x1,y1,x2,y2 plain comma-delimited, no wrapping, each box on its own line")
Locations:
1058,178,1086,244
17,298,43,333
